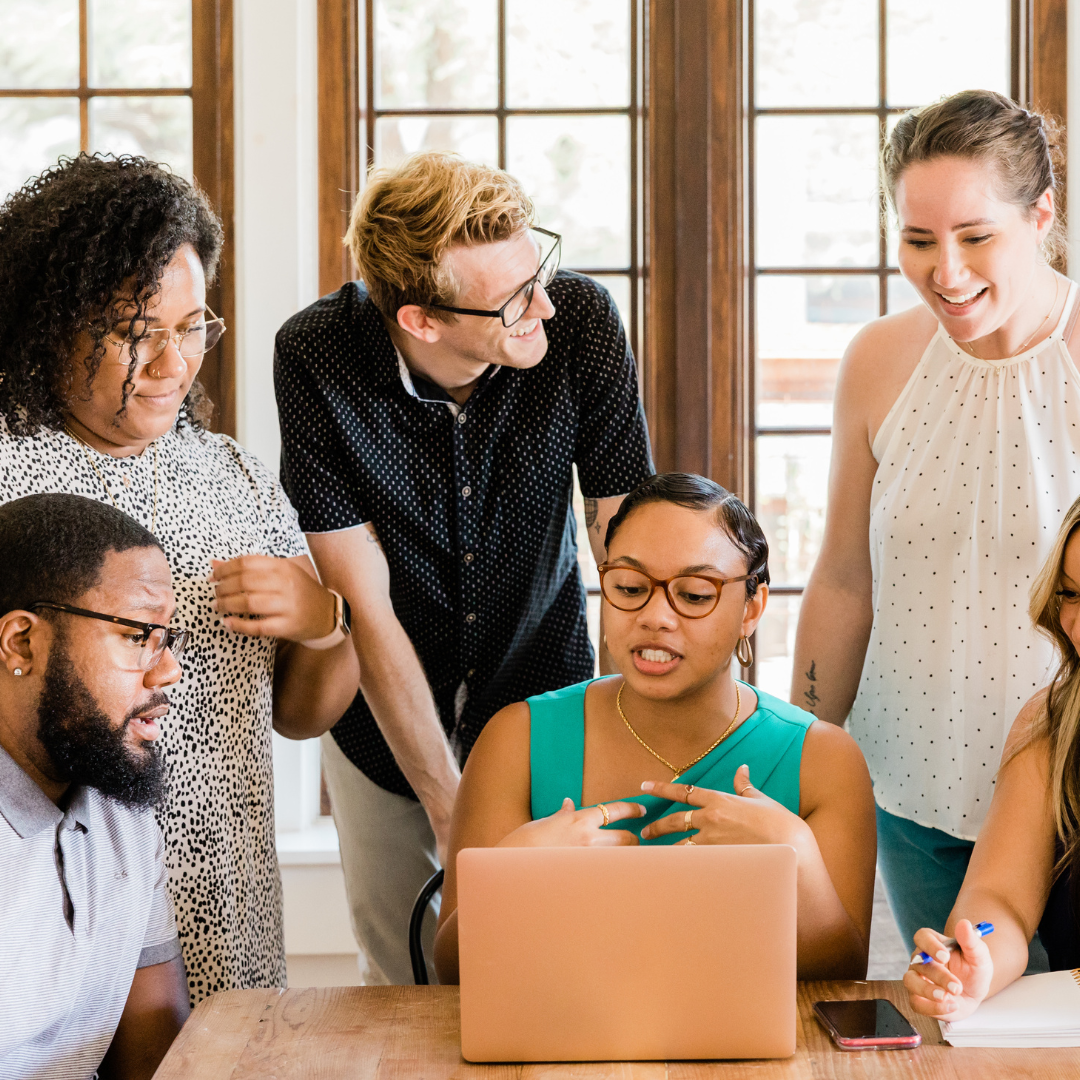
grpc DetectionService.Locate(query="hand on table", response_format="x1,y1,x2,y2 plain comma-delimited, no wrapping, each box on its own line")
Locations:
498,798,644,848
902,919,994,1022
639,765,807,847
212,556,336,643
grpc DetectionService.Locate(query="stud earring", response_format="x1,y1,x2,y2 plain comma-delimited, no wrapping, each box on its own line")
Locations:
13,668,23,676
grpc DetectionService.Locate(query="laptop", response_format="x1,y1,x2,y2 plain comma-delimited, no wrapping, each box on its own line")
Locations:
457,844,797,1062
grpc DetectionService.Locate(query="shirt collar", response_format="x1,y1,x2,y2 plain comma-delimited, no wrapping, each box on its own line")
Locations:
0,741,69,838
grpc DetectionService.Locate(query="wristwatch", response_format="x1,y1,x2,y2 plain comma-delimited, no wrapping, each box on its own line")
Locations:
301,589,352,650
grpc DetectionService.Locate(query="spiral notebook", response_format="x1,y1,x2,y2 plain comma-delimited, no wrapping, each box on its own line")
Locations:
940,969,1080,1047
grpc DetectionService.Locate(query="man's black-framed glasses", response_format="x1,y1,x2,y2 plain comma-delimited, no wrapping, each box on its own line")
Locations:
30,603,192,670
430,227,561,328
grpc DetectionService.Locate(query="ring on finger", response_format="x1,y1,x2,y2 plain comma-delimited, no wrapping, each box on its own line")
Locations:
599,803,610,827
684,784,695,800
684,809,694,831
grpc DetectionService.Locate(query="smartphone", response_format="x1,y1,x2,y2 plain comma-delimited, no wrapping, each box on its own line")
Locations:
813,999,922,1051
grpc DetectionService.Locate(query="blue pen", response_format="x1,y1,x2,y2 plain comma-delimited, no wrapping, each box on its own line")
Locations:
913,920,994,965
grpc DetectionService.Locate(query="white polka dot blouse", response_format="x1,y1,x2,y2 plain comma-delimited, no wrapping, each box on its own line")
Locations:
849,282,1080,841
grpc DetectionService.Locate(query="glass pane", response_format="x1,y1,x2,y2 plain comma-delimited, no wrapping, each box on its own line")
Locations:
374,0,497,109
585,274,631,338
88,95,193,180
755,0,877,108
887,274,921,313
756,275,875,427
507,115,629,268
753,593,802,701
572,469,600,590
887,0,1010,106
374,116,498,170
89,0,192,88
0,97,80,201
0,0,79,89
506,0,629,108
756,115,879,268
756,434,831,588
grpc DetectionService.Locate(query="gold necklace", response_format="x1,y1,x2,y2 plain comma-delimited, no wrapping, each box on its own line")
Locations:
958,273,1060,361
616,681,742,779
64,424,158,534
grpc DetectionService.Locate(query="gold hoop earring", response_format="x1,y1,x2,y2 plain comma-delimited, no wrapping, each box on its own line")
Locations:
735,636,753,668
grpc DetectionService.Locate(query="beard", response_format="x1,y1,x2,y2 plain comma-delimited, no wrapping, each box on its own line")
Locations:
36,637,168,811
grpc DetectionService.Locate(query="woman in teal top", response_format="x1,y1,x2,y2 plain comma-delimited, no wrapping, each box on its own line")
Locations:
435,473,876,983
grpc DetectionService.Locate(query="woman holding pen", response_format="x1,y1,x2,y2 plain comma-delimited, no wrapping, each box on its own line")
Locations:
792,89,1078,955
905,499,1080,1019
433,473,876,984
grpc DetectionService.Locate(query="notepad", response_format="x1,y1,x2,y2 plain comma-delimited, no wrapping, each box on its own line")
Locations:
940,969,1080,1047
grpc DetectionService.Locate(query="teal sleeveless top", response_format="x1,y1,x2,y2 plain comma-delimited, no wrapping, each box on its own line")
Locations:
527,678,814,844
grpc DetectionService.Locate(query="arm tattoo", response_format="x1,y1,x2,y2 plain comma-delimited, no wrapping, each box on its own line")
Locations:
803,660,821,712
365,525,381,547
583,497,600,534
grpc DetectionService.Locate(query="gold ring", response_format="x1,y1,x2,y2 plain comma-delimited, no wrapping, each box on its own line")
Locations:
686,838,697,845
599,803,610,827
684,784,695,800
684,809,694,831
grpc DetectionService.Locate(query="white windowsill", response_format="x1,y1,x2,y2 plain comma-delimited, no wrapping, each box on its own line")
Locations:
276,820,341,865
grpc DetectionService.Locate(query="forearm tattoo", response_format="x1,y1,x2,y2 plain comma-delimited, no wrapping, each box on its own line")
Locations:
584,497,600,535
803,660,821,713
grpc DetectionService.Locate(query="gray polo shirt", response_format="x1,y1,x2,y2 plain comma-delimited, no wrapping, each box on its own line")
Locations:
0,743,181,1080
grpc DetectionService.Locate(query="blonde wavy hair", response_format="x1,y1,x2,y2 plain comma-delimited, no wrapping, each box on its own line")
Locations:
1026,494,1080,885
345,152,534,320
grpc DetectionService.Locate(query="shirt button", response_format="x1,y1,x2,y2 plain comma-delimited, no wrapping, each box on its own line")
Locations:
463,552,474,563
461,486,472,497
465,612,477,624
457,413,467,425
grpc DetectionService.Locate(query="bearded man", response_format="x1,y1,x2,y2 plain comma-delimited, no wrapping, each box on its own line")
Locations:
0,493,190,1080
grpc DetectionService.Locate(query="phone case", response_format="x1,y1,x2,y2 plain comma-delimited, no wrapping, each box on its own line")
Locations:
813,1002,922,1052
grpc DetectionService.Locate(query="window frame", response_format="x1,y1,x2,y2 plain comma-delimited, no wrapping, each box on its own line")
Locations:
316,0,645,366
0,0,236,435
646,0,1065,681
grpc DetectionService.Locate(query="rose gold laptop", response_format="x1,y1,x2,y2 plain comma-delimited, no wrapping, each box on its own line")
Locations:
457,845,797,1062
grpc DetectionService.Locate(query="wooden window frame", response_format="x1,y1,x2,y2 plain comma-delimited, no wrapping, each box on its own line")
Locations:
316,0,1066,631
645,0,1065,489
316,1,645,368
0,0,235,436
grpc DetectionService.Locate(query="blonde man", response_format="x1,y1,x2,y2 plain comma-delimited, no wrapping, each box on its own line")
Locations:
274,153,652,983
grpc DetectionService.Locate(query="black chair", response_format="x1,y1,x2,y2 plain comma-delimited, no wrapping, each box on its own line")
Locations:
409,867,444,985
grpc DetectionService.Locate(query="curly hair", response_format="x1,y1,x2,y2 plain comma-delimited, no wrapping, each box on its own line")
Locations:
0,153,223,436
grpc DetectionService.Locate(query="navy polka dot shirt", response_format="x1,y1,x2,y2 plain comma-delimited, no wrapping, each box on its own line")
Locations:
274,271,654,797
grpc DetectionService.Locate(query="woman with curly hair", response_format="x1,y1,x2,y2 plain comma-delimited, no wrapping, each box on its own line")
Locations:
0,154,359,1001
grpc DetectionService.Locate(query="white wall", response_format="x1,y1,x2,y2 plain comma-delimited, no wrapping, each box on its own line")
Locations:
233,0,359,979
233,0,319,471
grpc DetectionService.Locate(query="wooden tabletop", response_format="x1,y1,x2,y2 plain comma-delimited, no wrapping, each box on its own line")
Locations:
155,980,1080,1079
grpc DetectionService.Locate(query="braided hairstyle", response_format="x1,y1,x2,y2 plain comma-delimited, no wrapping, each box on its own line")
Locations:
0,153,222,436
881,89,1066,265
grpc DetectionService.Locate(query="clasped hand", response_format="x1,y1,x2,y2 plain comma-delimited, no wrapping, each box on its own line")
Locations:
211,556,336,644
902,920,994,1022
640,765,808,847
498,765,806,851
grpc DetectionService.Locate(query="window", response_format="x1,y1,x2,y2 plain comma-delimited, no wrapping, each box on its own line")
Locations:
750,0,1021,698
0,0,235,434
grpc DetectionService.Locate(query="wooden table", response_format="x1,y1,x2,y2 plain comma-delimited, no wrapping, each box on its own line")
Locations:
155,980,1079,1079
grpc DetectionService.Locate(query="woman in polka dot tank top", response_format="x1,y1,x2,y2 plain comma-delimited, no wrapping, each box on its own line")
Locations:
793,90,1079,955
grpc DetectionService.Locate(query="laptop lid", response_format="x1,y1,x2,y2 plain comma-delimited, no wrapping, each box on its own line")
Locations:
458,844,797,1062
